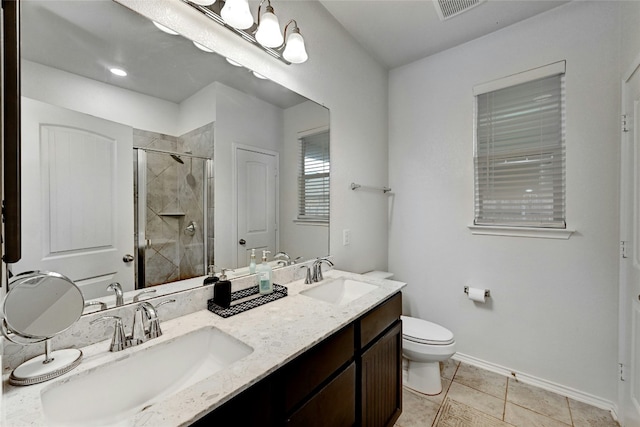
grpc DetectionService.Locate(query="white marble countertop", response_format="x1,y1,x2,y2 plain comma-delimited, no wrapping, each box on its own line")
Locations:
1,270,405,427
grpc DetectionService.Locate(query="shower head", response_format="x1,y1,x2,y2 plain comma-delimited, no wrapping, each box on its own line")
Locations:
170,154,184,164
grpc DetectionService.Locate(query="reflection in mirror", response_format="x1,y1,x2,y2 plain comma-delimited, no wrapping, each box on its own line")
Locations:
12,0,329,308
2,271,84,385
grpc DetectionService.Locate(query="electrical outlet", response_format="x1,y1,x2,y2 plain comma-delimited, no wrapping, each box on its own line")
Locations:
343,229,351,246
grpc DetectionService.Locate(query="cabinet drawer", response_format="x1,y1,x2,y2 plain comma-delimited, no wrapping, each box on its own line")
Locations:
360,292,402,349
286,362,356,427
282,324,354,412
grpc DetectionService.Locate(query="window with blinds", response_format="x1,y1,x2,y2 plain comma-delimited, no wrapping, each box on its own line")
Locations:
298,130,330,222
474,62,566,228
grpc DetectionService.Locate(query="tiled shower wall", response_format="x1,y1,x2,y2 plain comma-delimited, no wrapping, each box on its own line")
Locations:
133,123,214,287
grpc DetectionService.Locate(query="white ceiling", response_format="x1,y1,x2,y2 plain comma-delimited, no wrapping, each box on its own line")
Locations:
319,0,571,69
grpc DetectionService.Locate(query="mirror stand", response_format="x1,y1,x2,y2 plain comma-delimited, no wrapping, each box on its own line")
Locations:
2,271,86,386
8,339,83,386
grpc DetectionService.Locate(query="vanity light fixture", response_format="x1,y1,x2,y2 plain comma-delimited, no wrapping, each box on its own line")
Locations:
184,0,309,65
152,21,180,35
252,71,268,79
282,20,308,64
255,0,283,48
226,57,243,67
189,0,216,5
220,0,254,30
193,41,215,52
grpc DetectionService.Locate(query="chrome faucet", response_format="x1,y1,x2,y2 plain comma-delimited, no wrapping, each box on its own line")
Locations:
312,258,334,282
274,251,292,265
300,265,313,284
91,299,176,352
90,316,127,352
133,289,157,303
106,282,124,306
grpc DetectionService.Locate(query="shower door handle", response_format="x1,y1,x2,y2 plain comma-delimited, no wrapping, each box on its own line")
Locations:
123,254,134,263
239,239,246,245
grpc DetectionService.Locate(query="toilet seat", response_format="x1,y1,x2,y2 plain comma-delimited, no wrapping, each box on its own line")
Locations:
401,315,454,346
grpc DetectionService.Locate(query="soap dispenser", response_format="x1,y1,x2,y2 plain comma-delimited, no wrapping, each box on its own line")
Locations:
249,248,257,274
213,268,232,308
256,250,273,295
203,265,219,286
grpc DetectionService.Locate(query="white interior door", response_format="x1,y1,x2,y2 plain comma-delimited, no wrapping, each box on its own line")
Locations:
620,59,640,427
235,147,278,267
14,98,134,299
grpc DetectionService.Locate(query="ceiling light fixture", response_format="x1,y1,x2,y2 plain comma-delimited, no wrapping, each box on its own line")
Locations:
109,67,128,77
184,0,309,65
226,57,243,67
252,71,268,79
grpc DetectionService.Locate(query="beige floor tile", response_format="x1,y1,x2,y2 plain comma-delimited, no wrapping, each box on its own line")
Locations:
569,399,619,427
395,387,441,427
435,398,515,427
446,381,506,420
454,363,508,399
506,380,572,425
504,402,571,427
406,379,452,407
441,359,460,380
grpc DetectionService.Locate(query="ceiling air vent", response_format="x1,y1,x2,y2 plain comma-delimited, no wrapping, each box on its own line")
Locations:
434,0,486,21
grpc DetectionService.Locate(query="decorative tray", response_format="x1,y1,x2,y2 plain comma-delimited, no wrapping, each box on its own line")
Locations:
207,284,288,318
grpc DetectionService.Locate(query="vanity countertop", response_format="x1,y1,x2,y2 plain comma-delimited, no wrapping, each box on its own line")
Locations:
2,269,405,427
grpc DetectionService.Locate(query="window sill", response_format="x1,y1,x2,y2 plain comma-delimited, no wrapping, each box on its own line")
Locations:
467,225,575,240
293,219,329,227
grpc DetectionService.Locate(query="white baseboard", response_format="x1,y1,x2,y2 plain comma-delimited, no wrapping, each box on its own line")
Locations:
452,352,619,421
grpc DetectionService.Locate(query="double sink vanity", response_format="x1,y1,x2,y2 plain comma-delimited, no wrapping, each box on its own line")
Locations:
2,267,405,426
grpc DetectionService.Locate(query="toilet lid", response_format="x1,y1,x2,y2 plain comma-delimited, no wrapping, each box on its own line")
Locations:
401,316,454,345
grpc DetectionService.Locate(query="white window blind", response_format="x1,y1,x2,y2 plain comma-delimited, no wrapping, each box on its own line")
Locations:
298,130,330,222
474,65,566,228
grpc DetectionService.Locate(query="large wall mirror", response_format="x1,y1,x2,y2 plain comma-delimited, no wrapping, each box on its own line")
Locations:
11,0,330,307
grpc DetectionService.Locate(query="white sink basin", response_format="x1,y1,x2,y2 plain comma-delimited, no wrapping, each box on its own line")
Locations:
300,277,378,305
40,327,253,426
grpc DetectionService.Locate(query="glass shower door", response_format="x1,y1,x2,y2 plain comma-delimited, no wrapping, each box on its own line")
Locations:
135,148,211,288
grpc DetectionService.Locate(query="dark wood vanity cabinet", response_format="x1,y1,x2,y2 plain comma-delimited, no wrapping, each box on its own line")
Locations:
192,292,402,427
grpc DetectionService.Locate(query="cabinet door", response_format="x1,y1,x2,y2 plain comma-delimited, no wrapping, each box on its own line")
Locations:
361,321,402,427
286,362,356,427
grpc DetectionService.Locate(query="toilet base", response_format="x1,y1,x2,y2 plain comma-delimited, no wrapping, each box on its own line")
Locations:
404,359,443,395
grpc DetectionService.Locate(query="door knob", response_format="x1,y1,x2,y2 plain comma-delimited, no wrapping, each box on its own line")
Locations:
239,239,246,245
123,254,134,263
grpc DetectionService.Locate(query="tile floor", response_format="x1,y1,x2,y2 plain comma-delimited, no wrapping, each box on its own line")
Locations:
395,360,619,427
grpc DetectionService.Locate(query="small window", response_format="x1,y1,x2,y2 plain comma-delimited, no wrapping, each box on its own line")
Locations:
298,130,330,222
473,62,566,229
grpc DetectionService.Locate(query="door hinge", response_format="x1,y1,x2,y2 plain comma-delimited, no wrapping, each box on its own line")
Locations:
621,241,629,259
620,363,626,381
622,114,630,133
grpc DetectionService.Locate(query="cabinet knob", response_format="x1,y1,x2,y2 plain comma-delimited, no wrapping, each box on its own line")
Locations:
239,239,246,245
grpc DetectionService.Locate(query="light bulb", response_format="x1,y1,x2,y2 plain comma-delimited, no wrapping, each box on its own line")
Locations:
252,71,267,79
226,57,243,67
283,31,308,64
189,0,216,5
255,9,283,48
221,0,254,30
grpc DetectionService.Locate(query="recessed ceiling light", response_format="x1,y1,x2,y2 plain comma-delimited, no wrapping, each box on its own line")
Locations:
252,71,267,80
193,41,214,53
109,67,127,77
152,21,179,35
226,57,243,67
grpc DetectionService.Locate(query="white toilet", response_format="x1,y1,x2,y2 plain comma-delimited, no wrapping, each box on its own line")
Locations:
364,271,457,396
401,315,456,395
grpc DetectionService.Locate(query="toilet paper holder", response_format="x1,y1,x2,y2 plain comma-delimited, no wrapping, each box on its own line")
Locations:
464,286,491,298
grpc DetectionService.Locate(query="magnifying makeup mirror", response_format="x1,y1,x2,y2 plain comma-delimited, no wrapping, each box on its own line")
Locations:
2,271,84,385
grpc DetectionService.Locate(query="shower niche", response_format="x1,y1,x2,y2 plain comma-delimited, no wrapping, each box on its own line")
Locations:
134,125,214,288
